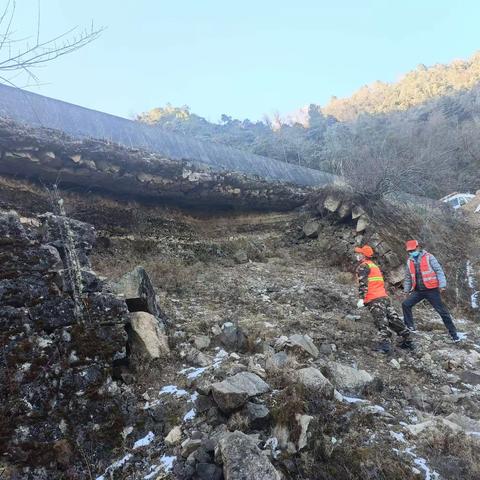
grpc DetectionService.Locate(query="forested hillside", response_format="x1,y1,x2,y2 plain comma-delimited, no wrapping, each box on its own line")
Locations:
323,51,480,120
138,52,480,199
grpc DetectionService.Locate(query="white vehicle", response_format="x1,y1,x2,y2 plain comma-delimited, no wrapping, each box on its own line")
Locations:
440,192,475,209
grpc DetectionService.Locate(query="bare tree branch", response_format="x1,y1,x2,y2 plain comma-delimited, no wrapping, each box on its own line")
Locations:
0,0,103,85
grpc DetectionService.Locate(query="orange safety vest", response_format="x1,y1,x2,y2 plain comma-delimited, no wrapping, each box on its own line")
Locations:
408,253,439,290
359,260,387,304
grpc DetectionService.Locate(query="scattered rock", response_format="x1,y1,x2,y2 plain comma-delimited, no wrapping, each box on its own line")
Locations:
186,346,212,367
218,431,281,480
296,414,313,450
196,462,223,480
388,265,405,284
405,413,480,437
195,394,215,413
294,367,335,399
319,343,335,355
323,196,341,213
355,215,370,233
129,312,170,359
265,351,289,372
212,372,270,412
322,362,373,393
303,220,321,238
285,334,319,358
234,250,249,264
351,205,365,220
246,402,271,429
218,322,247,352
390,359,401,370
337,202,352,219
194,335,211,350
165,426,182,446
459,370,480,385
248,358,267,379
445,412,480,433
181,438,203,457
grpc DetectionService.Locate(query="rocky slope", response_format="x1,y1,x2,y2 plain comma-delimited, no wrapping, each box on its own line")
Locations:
1,176,480,479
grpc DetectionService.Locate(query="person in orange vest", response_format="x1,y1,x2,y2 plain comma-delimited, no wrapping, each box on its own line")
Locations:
402,240,460,342
355,245,414,354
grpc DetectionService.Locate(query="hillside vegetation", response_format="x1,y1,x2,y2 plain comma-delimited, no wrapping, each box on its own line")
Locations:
138,52,480,199
323,51,480,120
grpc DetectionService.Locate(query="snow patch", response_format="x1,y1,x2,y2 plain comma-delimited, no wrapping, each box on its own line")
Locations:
96,453,132,480
390,431,407,443
160,454,176,472
213,348,229,369
183,408,196,422
144,465,162,479
264,437,280,459
466,261,479,309
342,395,368,404
133,431,155,449
367,405,386,414
404,446,439,480
179,366,208,379
159,385,189,397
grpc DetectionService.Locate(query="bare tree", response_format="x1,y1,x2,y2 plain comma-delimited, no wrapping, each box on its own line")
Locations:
0,0,103,86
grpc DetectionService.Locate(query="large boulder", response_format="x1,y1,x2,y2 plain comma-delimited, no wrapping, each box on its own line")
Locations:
294,367,335,399
303,220,321,238
129,312,169,359
388,264,405,284
351,205,365,220
212,372,270,412
322,362,373,393
40,212,95,268
246,402,271,429
355,215,370,233
323,196,341,213
218,322,247,352
0,210,140,479
337,202,352,220
113,266,164,320
218,431,281,480
265,351,289,372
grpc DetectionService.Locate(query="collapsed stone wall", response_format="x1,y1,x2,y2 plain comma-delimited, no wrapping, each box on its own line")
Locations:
0,211,140,479
303,188,476,311
0,118,311,212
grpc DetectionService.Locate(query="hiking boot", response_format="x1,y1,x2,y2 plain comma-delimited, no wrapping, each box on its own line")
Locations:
374,340,392,354
399,339,415,351
452,335,461,343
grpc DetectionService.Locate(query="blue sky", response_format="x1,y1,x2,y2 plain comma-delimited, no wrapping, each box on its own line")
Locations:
9,0,480,121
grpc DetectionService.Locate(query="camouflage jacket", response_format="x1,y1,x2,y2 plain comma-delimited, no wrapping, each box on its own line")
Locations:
356,262,370,299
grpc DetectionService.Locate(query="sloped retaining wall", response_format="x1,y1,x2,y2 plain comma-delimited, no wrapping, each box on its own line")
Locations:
0,84,339,187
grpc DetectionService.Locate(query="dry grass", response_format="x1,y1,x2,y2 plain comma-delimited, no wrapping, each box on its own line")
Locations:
423,430,480,479
227,412,250,432
336,271,355,285
270,384,306,444
335,316,365,333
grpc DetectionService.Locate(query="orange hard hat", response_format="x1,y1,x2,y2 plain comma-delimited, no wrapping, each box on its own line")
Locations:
405,239,419,251
354,245,374,258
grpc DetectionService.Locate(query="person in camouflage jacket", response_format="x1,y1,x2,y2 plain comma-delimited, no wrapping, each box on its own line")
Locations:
355,245,414,354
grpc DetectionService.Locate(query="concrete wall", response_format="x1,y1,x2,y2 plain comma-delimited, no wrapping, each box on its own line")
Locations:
0,84,339,187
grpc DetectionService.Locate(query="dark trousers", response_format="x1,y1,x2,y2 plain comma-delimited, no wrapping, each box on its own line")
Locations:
402,289,457,337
